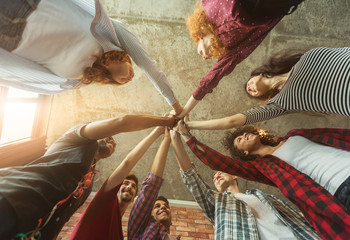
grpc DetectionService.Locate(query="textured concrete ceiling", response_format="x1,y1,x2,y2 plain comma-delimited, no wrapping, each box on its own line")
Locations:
48,0,350,203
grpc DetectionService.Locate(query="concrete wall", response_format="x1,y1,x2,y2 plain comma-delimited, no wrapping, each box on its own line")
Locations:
48,0,350,203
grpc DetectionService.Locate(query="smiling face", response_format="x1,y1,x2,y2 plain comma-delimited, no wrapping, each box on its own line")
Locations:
233,132,261,155
246,74,271,97
106,61,134,85
213,171,237,193
197,35,213,60
117,179,137,203
152,199,172,226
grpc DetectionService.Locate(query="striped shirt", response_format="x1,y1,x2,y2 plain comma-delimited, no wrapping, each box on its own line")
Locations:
181,165,320,240
0,0,177,105
243,47,350,124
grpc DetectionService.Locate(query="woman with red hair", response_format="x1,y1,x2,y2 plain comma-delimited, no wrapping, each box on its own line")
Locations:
178,0,304,118
0,0,182,113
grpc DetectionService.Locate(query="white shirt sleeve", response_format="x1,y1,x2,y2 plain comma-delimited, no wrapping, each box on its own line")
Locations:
111,19,178,106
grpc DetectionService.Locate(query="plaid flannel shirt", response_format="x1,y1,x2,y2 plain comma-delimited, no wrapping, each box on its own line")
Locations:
128,173,177,240
180,165,320,240
186,128,350,240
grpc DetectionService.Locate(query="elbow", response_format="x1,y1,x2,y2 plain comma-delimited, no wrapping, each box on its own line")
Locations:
224,117,239,129
113,114,131,126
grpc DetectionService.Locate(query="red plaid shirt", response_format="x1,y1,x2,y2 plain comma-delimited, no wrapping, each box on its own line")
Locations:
128,173,179,240
187,128,350,240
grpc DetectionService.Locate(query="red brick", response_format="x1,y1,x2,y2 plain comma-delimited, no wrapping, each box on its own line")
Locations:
173,221,188,227
196,228,214,234
176,226,196,232
189,232,209,238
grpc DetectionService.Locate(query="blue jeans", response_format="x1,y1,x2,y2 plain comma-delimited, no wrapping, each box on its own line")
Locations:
334,175,350,213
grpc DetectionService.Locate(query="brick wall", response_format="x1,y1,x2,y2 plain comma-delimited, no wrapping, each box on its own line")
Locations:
57,197,214,240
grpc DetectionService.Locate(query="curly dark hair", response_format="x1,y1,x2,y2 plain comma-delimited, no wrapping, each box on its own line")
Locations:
245,49,304,101
221,125,278,161
82,50,132,85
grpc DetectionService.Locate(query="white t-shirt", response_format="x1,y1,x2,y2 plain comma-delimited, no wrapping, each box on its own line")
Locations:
273,136,350,195
13,0,103,80
234,193,297,240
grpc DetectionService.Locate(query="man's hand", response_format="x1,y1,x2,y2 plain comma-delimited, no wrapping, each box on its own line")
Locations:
165,114,176,128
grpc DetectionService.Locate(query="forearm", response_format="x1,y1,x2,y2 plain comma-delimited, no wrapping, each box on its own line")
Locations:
186,114,246,130
180,166,215,223
177,96,199,118
171,101,183,115
105,128,161,192
150,137,171,177
82,114,174,140
171,134,192,172
112,20,178,106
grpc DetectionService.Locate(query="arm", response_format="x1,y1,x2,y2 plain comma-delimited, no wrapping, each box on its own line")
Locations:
81,114,175,140
128,128,170,238
186,100,289,130
150,127,171,177
177,96,199,119
169,130,192,172
104,127,163,192
128,173,163,239
170,130,216,223
111,20,181,112
186,113,247,130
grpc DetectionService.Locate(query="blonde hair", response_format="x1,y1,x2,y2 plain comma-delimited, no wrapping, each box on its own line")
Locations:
186,3,227,58
82,50,132,85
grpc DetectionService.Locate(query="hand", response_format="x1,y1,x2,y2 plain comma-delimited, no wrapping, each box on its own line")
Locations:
174,120,189,135
164,127,171,139
155,126,165,135
166,114,176,128
169,129,180,140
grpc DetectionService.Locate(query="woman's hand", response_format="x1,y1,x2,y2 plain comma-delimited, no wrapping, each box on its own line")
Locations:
174,120,189,135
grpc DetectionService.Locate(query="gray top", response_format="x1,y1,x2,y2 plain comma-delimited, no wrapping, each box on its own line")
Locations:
243,47,350,124
0,124,97,233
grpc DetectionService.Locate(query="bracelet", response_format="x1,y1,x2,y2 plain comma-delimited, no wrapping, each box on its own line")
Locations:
181,132,192,138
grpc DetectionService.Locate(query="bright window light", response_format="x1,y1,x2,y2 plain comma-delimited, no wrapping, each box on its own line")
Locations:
7,88,38,98
1,103,37,144
0,87,45,144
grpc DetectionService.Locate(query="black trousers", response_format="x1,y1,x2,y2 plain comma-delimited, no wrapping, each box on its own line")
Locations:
334,175,350,213
241,0,305,18
0,194,17,240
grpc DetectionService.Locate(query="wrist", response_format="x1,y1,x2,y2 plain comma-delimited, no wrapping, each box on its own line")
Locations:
181,132,192,139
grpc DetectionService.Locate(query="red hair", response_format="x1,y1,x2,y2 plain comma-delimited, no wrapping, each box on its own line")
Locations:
186,3,227,58
82,50,132,85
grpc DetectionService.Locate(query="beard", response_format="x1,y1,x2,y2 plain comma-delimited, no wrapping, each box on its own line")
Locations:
119,192,133,203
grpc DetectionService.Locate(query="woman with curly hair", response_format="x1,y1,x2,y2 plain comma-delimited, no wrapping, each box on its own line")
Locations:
175,120,350,239
0,0,182,113
185,47,350,130
177,0,304,118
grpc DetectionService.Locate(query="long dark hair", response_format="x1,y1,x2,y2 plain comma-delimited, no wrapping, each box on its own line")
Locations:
221,125,278,161
246,49,304,101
